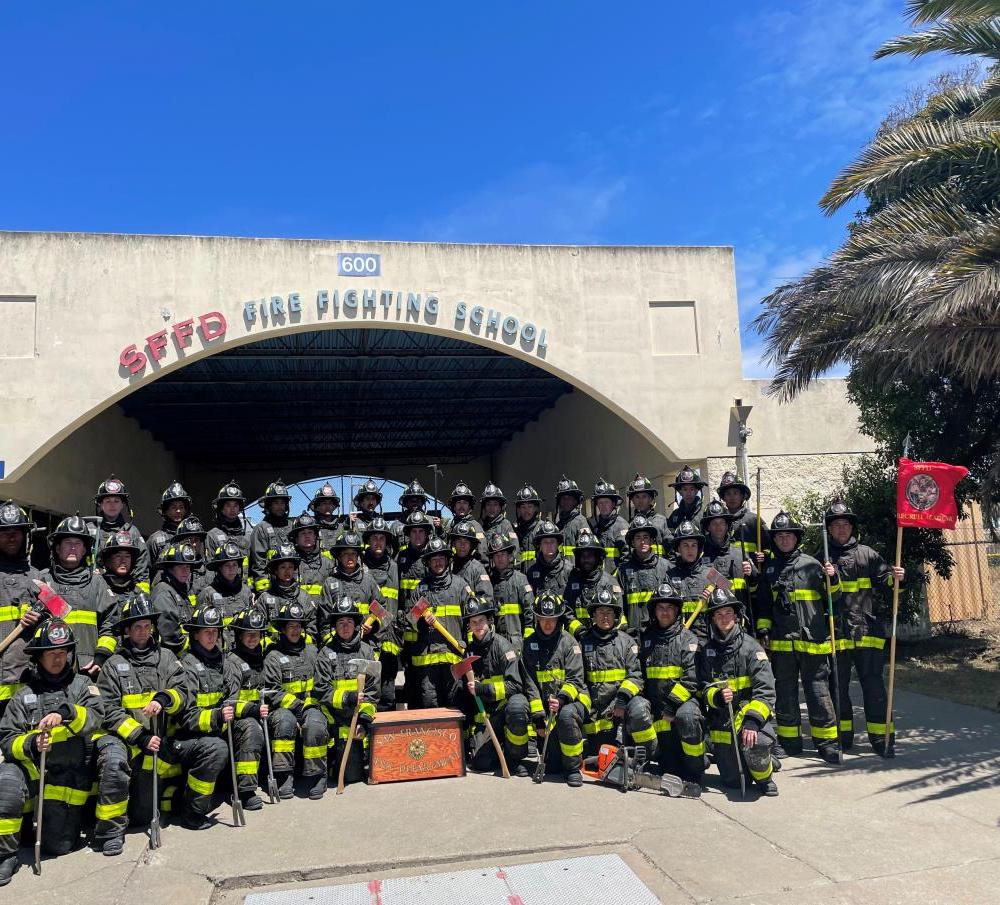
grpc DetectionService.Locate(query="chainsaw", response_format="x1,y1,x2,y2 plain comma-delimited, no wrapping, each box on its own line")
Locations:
582,741,702,798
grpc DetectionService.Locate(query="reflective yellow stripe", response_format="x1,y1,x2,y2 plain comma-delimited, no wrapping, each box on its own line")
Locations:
839,719,853,732
559,683,579,701
730,578,747,591
300,583,324,596
559,545,575,556
67,704,88,734
769,640,793,652
430,605,462,617
482,676,506,702
44,784,90,805
810,725,838,740
739,699,772,725
302,744,327,759
116,717,142,741
587,668,626,682
669,683,692,703
748,760,773,781
195,691,223,706
631,725,656,743
0,604,29,620
681,738,705,756
381,640,402,656
95,799,129,820
0,683,23,701
776,723,801,738
529,698,544,714
652,718,672,733
400,579,420,590
795,640,832,655
756,618,772,632
238,688,260,702
164,687,183,714
64,610,98,625
858,636,886,650
236,759,259,775
186,774,215,795
646,665,683,680
136,580,151,593
122,691,155,709
584,719,614,734
866,721,895,735
536,668,566,683
710,729,732,744
578,692,592,711
626,590,653,605
520,550,536,562
560,739,584,757
198,710,215,732
620,679,641,697
505,726,528,745
381,587,399,600
790,589,822,602
839,578,873,592
412,651,462,666
96,635,118,653
282,679,314,694
0,817,23,834
498,603,522,616
272,739,296,753
604,547,618,557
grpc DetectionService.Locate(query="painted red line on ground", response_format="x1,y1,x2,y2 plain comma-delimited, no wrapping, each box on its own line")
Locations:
368,878,383,905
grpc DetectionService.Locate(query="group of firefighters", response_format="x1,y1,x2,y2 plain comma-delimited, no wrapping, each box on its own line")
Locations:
0,467,904,884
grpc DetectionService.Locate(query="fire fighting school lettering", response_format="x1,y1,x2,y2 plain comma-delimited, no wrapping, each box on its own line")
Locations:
118,290,549,377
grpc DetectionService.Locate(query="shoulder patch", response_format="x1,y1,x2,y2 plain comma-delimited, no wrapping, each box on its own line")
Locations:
89,684,100,695
706,649,717,657
505,649,516,662
630,644,639,655
195,662,205,671
528,642,538,650
23,693,37,705
240,661,250,672
325,649,336,659
279,656,289,664
689,643,699,652
756,650,769,660
524,584,532,593
115,662,130,673
643,639,651,648
572,645,582,655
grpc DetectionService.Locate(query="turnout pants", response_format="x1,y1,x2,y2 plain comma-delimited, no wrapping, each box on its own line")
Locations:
0,758,93,857
653,699,706,780
771,650,838,754
231,717,264,795
831,645,894,751
710,722,776,787
464,694,530,772
410,662,455,709
269,707,329,777
377,651,399,711
582,695,659,760
170,736,229,817
539,701,588,773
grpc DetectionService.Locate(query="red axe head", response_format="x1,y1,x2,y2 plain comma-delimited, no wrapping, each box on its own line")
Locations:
705,568,732,592
409,597,430,623
32,580,72,618
368,600,390,622
450,655,480,682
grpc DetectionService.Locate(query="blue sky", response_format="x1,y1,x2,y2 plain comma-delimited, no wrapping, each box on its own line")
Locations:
1,2,954,377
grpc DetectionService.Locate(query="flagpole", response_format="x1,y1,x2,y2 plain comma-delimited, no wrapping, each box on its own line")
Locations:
883,524,904,755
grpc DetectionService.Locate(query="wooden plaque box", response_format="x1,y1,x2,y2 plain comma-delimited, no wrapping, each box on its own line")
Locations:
368,707,466,784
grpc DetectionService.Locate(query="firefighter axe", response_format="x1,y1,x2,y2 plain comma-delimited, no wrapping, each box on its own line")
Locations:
361,599,390,635
683,568,732,631
450,655,510,778
0,582,73,657
336,658,382,795
409,597,466,655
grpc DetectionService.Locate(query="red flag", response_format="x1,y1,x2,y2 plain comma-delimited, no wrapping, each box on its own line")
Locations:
896,458,969,529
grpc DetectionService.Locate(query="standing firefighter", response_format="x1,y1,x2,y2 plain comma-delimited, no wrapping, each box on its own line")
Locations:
206,480,253,572
626,474,671,556
290,513,333,602
198,541,254,648
93,476,150,585
249,480,293,590
640,580,705,784
393,479,434,547
446,482,486,562
576,588,658,761
698,587,778,797
450,521,494,600
362,517,401,709
521,592,587,786
319,532,383,643
666,521,714,642
175,606,236,828
667,466,707,534
94,529,147,664
479,483,519,559
588,478,629,574
823,501,904,757
152,543,202,656
453,595,529,775
307,482,344,551
146,481,193,568
263,543,317,640
95,593,187,855
525,520,572,609
553,476,589,558
486,531,534,651
717,471,769,563
513,483,544,571
350,479,383,533
173,517,212,598
314,596,380,786
263,602,328,799
701,500,756,618
617,515,672,638
0,501,42,720
563,531,622,640
222,608,270,811
757,512,841,763
0,621,104,884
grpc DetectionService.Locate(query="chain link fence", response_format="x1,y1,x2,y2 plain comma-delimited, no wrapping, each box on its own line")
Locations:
925,505,1000,626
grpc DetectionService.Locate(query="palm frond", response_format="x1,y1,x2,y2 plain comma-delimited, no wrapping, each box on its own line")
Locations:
876,20,1000,60
906,1,1000,25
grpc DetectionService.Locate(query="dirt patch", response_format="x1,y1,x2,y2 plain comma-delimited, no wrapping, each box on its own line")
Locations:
894,623,1000,712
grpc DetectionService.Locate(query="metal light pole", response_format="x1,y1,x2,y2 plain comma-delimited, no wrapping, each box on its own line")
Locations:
731,399,754,482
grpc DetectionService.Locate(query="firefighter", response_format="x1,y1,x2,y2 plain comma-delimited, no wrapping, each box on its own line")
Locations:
453,595,529,775
617,516,671,638
263,543,316,639
173,516,212,598
198,541,254,648
249,480,293,590
513,483,544,571
666,521,714,643
307,482,344,550
0,620,104,883
757,511,841,763
446,482,486,561
553,475,589,558
222,607,270,810
151,543,202,656
407,537,473,708
314,596,380,786
93,529,148,667
640,580,705,783
698,586,779,796
290,513,333,603
823,501,904,757
41,514,116,679
480,483,519,557
362,517,401,709
263,602,328,799
576,588,657,760
94,592,187,854
93,475,149,584
206,480,253,571
0,501,43,720
449,521,494,600
667,466,708,534
525,520,572,602
319,532,383,643
396,510,432,707
563,531,623,639
174,606,235,828
485,531,534,652
589,478,629,574
626,474,671,556
701,500,756,623
521,592,587,786
350,479,383,533
717,471,770,565
146,481,193,568
393,479,434,546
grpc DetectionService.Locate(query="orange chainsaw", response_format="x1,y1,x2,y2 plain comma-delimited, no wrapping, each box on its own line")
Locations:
582,733,701,799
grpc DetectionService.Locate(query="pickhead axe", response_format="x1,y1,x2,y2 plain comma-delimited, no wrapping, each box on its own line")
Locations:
361,599,390,635
449,654,480,683
336,658,382,795
0,581,73,657
684,568,731,631
409,597,465,655
451,654,510,779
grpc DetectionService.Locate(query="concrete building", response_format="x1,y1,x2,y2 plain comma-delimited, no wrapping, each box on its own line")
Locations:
0,231,872,524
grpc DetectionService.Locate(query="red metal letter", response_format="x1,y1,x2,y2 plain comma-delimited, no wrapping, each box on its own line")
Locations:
146,330,168,361
119,344,147,375
171,318,194,347
198,310,227,341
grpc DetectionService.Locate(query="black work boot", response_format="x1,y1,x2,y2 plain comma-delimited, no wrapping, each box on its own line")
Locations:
181,809,212,830
820,746,842,765
757,778,779,797
276,772,294,799
514,762,530,778
102,835,125,857
566,770,583,787
308,773,327,800
240,791,264,811
0,853,20,886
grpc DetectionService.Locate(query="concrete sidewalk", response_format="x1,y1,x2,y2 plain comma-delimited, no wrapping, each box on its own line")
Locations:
6,687,999,904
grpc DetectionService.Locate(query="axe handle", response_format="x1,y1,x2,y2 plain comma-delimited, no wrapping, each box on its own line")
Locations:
684,598,705,631
425,615,466,655
336,673,367,795
0,622,26,657
475,694,510,778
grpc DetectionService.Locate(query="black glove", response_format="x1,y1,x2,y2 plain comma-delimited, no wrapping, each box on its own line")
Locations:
342,691,359,711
